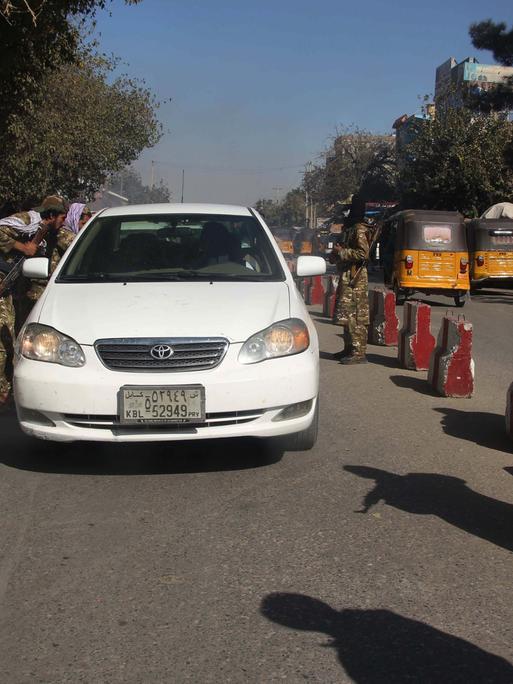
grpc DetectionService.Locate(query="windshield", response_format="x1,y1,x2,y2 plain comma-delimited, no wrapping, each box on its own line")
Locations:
423,224,453,245
58,213,285,282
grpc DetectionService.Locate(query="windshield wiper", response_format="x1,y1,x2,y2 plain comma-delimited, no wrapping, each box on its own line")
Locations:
59,273,119,282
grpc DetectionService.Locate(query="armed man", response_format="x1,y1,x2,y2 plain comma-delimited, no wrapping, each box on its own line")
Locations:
0,198,67,408
331,194,370,364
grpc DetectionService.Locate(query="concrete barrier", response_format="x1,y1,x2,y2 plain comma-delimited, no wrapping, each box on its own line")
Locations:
310,275,328,306
368,288,399,346
298,276,312,303
398,301,436,371
428,316,474,398
323,274,339,318
506,383,513,439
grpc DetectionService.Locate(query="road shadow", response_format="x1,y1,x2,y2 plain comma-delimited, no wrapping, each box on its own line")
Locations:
366,352,399,369
319,350,344,361
505,467,513,478
434,407,512,453
261,594,513,683
344,465,513,553
313,316,337,325
471,288,513,305
0,414,283,475
390,374,438,396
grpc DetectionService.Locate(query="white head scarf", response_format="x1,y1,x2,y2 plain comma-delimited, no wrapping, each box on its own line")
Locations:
0,210,41,236
64,203,86,235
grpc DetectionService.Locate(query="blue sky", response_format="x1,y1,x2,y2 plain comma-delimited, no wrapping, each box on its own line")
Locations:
95,0,512,204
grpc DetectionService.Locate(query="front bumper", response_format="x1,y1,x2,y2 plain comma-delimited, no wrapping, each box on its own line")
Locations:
14,343,319,443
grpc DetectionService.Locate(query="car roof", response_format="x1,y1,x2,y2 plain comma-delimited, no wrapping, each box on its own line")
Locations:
97,203,253,218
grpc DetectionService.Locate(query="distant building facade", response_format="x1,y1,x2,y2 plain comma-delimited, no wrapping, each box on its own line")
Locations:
435,56,513,110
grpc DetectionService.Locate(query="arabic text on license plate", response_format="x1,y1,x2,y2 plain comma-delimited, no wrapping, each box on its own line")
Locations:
120,386,205,424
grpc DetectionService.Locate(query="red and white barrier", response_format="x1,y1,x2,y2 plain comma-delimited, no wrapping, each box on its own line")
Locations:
428,316,474,398
309,275,328,306
398,301,436,371
368,288,399,346
323,274,339,318
506,384,513,439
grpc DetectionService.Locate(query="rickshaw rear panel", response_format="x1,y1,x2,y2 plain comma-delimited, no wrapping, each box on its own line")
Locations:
468,219,513,286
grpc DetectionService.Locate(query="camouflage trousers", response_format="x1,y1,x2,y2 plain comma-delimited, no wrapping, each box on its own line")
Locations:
334,269,369,357
0,294,15,397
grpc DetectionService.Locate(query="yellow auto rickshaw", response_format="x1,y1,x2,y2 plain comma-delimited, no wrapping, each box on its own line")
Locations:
382,210,470,307
272,228,294,257
467,218,513,290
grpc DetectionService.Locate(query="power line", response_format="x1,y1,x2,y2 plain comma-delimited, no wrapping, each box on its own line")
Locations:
150,160,307,175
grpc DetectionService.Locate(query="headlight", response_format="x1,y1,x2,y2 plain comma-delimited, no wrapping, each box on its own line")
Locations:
18,323,85,367
238,318,310,364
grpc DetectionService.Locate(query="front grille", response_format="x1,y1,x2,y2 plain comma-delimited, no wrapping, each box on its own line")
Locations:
95,337,229,372
63,409,265,430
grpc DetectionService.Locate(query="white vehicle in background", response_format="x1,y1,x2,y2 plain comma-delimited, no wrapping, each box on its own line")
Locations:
14,204,325,450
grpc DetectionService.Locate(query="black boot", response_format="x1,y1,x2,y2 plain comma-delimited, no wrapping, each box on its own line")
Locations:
340,354,367,365
332,348,353,360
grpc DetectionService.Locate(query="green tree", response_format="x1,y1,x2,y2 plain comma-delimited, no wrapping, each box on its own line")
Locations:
0,53,162,207
255,188,305,228
0,2,140,157
398,105,513,216
108,168,170,204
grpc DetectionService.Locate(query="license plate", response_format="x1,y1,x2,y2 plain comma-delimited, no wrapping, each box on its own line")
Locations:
119,385,205,424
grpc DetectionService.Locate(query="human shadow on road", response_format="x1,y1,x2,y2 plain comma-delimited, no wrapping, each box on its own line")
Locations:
344,465,513,553
366,352,399,369
389,374,438,396
434,407,512,453
260,593,513,683
0,413,283,475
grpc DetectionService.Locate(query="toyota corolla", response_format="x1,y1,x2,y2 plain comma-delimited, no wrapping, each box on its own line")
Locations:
14,204,325,449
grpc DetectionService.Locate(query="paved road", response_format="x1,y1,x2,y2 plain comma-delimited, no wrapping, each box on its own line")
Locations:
1,285,513,683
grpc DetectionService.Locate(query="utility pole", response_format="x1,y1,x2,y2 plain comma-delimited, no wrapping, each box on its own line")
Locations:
272,186,283,204
150,160,155,190
181,169,185,203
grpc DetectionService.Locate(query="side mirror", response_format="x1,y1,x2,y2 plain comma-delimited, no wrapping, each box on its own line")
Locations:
22,257,50,280
296,255,326,277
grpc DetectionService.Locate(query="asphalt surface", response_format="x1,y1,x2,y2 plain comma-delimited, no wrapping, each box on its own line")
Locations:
1,282,513,683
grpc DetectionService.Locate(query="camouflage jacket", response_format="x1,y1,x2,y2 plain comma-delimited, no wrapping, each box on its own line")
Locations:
27,228,76,302
0,213,40,265
337,222,369,264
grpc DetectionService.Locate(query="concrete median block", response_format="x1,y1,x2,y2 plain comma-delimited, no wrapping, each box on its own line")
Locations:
428,316,474,398
310,275,328,306
506,383,513,439
299,276,312,303
368,288,399,346
398,301,436,371
323,274,339,318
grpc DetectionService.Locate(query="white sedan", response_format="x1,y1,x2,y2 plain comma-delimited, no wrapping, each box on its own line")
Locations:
14,204,325,449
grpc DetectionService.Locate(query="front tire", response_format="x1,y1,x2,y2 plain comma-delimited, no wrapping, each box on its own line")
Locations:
281,400,319,452
454,294,465,307
393,281,405,306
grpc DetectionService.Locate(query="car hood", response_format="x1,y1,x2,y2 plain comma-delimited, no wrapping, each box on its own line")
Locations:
38,281,291,345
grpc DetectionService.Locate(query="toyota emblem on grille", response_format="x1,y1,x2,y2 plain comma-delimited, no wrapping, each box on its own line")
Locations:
150,344,174,360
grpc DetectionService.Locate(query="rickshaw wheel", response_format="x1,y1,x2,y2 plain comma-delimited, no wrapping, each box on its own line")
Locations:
393,281,405,305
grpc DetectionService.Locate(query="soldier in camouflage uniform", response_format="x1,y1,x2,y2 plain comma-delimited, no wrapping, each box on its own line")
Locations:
332,195,370,364
0,202,66,406
331,224,350,326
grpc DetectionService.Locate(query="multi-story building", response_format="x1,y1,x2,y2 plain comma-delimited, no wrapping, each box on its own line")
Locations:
435,56,513,110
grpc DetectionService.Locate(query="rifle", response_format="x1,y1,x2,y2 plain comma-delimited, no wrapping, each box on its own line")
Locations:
348,222,383,287
0,223,49,297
